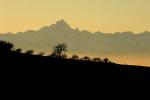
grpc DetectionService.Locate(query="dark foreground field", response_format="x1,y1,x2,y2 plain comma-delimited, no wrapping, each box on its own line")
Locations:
1,52,150,81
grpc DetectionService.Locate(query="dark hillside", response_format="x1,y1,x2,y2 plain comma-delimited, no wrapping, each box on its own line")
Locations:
1,51,150,81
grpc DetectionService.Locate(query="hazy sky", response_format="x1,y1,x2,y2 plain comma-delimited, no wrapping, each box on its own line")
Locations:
1,0,150,33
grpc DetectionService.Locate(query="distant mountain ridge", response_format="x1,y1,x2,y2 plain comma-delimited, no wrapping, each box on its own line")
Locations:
0,19,150,55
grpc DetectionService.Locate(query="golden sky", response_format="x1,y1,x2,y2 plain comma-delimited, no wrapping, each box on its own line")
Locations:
1,0,150,33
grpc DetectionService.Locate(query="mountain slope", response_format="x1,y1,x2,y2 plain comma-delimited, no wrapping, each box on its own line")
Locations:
0,20,150,55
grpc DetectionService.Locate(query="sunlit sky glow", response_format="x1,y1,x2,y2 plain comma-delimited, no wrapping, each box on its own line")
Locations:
1,0,150,33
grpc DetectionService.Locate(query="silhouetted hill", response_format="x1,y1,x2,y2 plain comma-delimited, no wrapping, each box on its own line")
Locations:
0,20,150,55
1,50,150,81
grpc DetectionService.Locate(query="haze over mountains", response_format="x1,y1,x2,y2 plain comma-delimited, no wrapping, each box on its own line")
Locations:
0,19,150,55
1,19,150,66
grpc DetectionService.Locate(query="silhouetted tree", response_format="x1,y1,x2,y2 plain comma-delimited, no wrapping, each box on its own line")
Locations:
0,41,14,53
25,50,34,54
104,58,109,63
52,43,67,58
16,48,22,53
71,54,79,60
81,56,91,61
93,57,101,62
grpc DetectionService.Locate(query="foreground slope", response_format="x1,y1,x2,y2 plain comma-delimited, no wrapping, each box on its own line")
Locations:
1,51,150,81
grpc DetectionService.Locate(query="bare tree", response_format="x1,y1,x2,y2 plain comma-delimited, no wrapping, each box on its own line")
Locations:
52,43,67,58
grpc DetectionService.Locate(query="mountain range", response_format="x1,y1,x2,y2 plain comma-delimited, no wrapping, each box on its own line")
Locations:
0,19,150,55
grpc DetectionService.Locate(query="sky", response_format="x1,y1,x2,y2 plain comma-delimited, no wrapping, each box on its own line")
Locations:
1,0,150,33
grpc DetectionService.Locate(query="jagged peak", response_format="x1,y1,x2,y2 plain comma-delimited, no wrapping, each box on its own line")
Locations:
56,19,68,25
50,19,71,29
39,19,72,31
